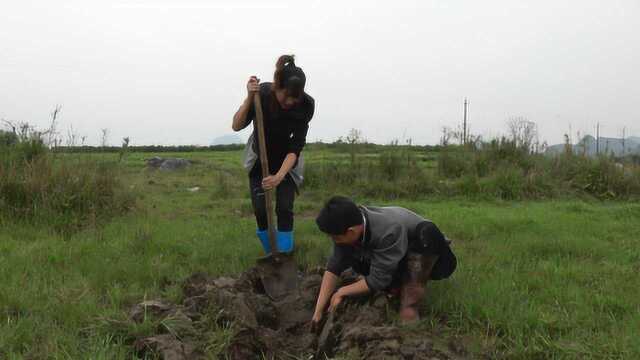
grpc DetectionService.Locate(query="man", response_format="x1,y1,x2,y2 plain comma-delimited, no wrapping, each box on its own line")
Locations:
311,196,457,325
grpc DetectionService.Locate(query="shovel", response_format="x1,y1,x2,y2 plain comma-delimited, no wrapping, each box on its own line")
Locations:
253,91,299,300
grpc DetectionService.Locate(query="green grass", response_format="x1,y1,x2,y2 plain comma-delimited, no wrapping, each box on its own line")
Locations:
1,150,639,359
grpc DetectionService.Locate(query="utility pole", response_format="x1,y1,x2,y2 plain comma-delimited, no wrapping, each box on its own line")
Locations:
463,98,468,145
596,122,600,155
535,123,540,153
622,127,626,155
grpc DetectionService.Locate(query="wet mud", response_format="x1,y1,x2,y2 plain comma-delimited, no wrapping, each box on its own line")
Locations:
128,268,470,359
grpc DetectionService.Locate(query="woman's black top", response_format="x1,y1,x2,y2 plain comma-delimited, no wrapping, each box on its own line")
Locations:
241,82,315,176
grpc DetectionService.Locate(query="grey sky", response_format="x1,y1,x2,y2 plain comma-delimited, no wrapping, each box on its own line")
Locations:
1,0,638,146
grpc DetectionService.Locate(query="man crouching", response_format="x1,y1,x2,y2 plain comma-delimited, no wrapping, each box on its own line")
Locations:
311,196,457,325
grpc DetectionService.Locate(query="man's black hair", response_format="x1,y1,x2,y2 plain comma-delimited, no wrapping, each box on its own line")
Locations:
315,196,363,235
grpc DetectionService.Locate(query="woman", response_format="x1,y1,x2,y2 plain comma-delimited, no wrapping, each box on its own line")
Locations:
232,55,315,254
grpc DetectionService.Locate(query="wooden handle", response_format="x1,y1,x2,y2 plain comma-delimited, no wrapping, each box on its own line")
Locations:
253,92,279,255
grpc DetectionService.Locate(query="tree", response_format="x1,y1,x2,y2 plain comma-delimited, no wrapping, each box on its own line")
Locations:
507,117,538,153
46,105,62,148
440,127,452,146
345,128,363,166
0,129,18,147
119,137,130,162
100,129,109,149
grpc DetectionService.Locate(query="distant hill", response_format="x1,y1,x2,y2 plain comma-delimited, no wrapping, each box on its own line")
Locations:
546,135,640,157
210,134,244,145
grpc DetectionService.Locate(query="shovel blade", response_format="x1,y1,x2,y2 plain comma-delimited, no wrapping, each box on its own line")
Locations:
256,252,299,300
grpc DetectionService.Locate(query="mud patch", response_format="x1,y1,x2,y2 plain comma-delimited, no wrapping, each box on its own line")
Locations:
146,157,193,171
127,268,470,359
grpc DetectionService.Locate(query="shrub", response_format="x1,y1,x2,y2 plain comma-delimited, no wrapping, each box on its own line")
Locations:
304,161,358,191
304,140,640,200
0,130,18,147
0,127,134,233
378,152,402,181
551,153,640,199
448,175,481,198
304,146,436,199
476,138,535,175
487,167,526,200
438,147,471,178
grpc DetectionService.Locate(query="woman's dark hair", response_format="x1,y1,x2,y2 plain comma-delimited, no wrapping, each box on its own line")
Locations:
273,54,306,98
316,196,363,235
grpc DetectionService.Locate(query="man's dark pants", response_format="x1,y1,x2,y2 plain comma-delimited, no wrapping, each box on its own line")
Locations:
398,222,456,321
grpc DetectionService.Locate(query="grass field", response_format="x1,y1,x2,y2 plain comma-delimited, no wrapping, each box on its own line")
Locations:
1,149,639,359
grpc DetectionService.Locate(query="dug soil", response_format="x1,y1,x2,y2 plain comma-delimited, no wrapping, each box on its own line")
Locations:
128,268,470,359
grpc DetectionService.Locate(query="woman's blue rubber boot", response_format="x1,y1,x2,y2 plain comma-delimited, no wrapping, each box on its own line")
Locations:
277,231,294,253
256,229,271,254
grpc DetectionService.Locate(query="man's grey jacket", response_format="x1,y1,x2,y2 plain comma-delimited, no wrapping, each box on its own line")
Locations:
326,206,452,292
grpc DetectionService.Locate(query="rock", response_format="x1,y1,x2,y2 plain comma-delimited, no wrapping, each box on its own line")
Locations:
146,157,192,171
182,272,210,298
146,156,164,168
209,290,258,328
129,300,173,323
274,293,313,331
134,334,197,360
160,158,191,171
212,277,237,288
161,309,197,338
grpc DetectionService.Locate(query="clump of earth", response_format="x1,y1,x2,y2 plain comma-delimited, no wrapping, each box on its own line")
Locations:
146,157,192,171
128,268,470,359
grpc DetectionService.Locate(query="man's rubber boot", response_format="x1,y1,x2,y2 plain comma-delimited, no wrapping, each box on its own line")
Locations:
276,231,294,253
256,229,271,254
399,290,423,322
399,253,438,323
399,280,425,322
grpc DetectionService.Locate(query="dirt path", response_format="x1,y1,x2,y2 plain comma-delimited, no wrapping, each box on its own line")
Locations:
128,268,470,359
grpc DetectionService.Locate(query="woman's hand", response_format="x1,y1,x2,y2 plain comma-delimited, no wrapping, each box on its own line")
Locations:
232,76,260,131
328,289,345,313
247,76,260,98
262,174,284,190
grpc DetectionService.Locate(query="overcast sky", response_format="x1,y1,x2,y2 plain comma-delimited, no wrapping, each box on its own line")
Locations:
1,0,638,146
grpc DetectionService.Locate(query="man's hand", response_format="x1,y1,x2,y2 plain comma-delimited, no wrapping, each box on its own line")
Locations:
310,311,323,333
311,271,339,334
247,76,260,98
262,174,284,190
327,279,370,313
328,289,345,313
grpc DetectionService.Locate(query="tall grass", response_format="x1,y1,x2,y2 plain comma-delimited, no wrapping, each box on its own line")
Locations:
304,138,640,200
551,151,640,198
1,147,638,358
0,128,134,233
305,145,438,199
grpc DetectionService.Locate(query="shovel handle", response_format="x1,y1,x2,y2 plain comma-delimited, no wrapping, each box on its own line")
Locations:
253,92,279,256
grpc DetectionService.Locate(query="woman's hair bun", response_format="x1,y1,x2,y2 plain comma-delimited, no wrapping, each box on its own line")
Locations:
274,54,305,96
276,55,295,70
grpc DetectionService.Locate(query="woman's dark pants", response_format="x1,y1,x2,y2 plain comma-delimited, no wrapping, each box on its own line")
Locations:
249,174,296,231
